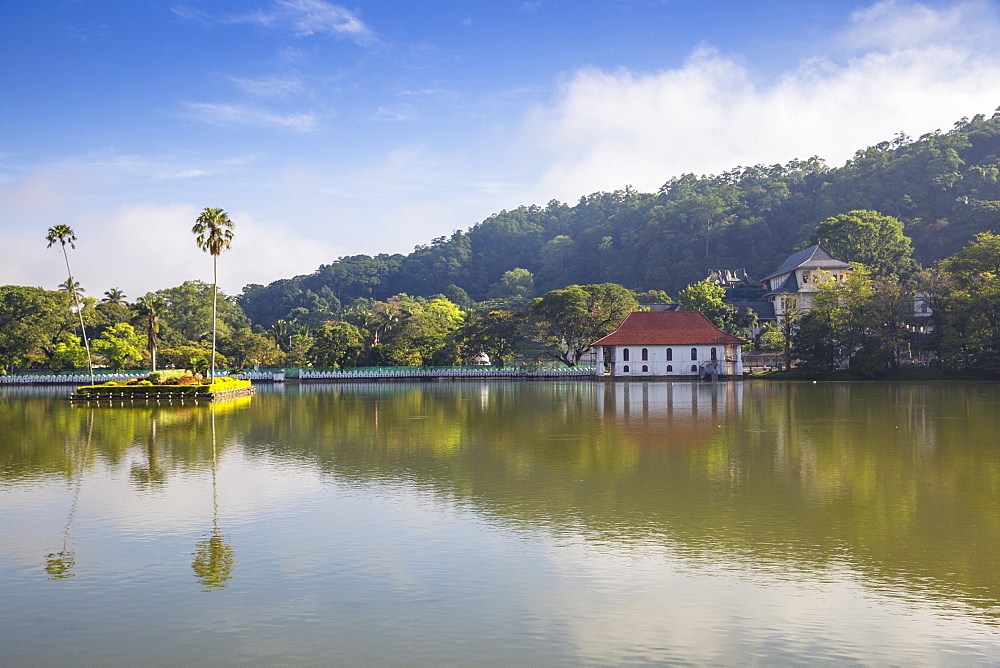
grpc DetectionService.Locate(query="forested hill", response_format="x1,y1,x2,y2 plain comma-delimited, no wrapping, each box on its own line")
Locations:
240,109,1000,326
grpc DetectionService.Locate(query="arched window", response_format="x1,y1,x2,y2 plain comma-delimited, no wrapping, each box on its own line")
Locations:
711,347,717,361
666,348,673,361
642,365,648,373
623,365,630,373
691,365,697,372
666,365,672,372
623,348,630,361
641,348,648,361
691,348,698,361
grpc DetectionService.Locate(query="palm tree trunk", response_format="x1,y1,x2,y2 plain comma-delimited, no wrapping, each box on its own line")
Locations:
149,322,157,373
62,246,94,385
211,255,218,381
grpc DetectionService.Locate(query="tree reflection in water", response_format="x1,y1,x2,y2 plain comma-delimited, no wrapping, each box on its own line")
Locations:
46,409,94,579
130,414,167,489
192,404,234,590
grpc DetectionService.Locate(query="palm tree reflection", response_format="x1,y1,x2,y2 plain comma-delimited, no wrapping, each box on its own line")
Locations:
46,409,94,579
130,413,167,489
192,404,235,590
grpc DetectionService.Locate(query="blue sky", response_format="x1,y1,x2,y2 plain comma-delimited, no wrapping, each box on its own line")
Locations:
3,0,1000,297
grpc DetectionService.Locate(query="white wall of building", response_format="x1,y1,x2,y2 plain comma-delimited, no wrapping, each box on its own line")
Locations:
596,345,743,377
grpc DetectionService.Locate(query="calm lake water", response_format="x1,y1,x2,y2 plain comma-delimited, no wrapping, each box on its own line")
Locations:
2,379,999,664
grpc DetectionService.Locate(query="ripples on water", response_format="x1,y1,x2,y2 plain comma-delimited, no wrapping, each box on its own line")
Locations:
1,380,999,664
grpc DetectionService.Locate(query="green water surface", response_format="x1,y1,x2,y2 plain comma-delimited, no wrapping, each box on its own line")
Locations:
1,380,998,663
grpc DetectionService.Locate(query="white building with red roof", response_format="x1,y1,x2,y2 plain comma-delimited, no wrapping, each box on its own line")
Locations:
592,311,746,378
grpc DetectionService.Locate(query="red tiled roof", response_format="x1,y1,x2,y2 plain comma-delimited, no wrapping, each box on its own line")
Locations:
592,311,746,346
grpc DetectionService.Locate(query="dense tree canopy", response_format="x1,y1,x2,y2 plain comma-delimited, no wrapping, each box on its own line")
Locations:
309,321,367,369
0,286,72,371
529,283,639,366
809,210,919,280
677,281,737,333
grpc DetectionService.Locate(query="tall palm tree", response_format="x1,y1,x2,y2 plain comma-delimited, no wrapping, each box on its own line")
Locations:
46,226,94,385
102,287,127,306
135,294,167,372
269,319,293,354
58,278,86,304
191,208,234,381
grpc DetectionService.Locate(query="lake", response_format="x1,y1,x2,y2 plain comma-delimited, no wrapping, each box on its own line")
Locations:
2,379,999,664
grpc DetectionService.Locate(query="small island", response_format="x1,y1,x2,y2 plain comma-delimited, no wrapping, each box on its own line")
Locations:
70,370,253,403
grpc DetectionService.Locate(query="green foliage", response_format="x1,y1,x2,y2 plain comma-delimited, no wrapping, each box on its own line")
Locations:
791,310,840,376
457,310,526,367
364,294,466,366
309,321,366,368
94,300,132,333
902,233,1000,369
487,268,535,303
677,281,738,333
147,369,188,383
159,346,226,372
786,264,915,376
102,287,127,305
758,322,784,352
134,293,168,371
219,327,282,368
848,338,893,378
938,231,1000,276
50,334,88,371
92,323,145,371
633,289,673,304
151,281,248,347
529,283,638,366
0,286,74,371
809,210,919,279
189,356,210,376
441,284,474,310
285,332,313,367
192,207,235,258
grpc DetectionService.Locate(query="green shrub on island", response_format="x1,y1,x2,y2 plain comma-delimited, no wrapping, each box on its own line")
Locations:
147,369,188,384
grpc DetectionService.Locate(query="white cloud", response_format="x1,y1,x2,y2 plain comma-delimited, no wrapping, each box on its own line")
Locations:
373,105,412,122
521,0,1000,202
842,0,998,51
0,201,342,297
180,102,318,131
235,0,373,42
229,74,305,98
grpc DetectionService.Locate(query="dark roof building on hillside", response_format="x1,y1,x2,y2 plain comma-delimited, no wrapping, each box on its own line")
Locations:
706,268,765,300
705,267,774,325
592,311,746,378
762,244,852,321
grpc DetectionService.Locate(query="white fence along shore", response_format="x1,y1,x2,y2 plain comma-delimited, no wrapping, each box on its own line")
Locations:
246,367,596,381
0,372,147,385
1,367,597,384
